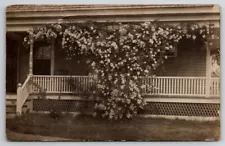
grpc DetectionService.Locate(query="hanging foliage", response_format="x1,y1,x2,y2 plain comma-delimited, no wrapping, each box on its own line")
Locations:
24,20,218,120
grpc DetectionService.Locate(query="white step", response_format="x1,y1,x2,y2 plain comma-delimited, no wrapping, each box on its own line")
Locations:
6,106,29,114
6,94,17,100
6,100,17,106
6,106,16,113
6,113,17,119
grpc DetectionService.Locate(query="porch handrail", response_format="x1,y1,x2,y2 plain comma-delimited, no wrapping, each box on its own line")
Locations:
16,75,32,115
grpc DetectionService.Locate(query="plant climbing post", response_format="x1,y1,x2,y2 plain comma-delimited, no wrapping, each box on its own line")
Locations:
205,42,212,98
29,32,34,75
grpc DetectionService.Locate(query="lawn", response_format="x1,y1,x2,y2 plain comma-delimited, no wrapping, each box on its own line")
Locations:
6,113,220,141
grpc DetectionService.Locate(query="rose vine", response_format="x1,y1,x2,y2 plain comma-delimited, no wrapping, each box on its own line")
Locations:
24,20,218,120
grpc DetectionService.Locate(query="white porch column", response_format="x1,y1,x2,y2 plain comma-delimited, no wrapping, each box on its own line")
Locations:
29,33,34,75
205,43,212,98
50,40,55,75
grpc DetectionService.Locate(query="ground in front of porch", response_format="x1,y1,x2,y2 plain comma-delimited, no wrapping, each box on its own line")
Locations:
6,113,220,141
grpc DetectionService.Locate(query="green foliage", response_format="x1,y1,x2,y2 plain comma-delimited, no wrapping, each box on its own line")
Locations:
24,20,218,120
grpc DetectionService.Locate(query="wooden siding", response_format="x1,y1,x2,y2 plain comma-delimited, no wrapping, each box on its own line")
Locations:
156,40,206,77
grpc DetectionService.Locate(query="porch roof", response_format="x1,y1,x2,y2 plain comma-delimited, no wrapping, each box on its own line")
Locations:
6,4,220,32
6,4,216,12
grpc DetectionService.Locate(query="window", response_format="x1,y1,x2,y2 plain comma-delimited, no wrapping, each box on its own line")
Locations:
33,46,51,75
34,46,51,60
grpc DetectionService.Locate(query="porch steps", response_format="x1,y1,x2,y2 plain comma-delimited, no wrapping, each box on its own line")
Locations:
6,94,30,119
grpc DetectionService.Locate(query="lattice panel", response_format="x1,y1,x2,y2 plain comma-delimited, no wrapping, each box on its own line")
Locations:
33,99,220,117
33,99,95,113
143,102,220,117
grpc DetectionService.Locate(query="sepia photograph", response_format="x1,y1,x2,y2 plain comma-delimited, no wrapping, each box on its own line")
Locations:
5,4,220,141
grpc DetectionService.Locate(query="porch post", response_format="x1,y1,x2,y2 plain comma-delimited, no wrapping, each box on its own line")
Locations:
29,33,34,75
16,83,22,115
205,43,212,98
50,40,55,75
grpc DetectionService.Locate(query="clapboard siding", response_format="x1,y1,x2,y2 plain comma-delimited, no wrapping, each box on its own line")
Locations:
156,40,206,77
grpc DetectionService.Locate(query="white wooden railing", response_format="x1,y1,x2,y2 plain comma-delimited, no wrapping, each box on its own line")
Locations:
30,75,220,97
210,78,220,97
140,76,207,96
31,75,95,94
16,75,32,115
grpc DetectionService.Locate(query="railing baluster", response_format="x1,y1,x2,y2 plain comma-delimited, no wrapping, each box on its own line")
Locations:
54,77,56,92
62,77,66,92
196,79,198,95
177,78,180,95
152,78,155,94
41,77,43,91
174,78,176,95
171,78,173,95
45,77,48,92
52,77,54,92
156,78,159,94
168,78,171,95
56,77,58,92
190,79,192,95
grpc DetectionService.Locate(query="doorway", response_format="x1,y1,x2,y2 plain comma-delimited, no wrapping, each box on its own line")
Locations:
6,36,18,93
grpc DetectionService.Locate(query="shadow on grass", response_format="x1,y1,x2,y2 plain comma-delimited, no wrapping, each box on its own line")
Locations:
6,113,220,141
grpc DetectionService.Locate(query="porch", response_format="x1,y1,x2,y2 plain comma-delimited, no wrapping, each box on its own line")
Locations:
14,75,220,118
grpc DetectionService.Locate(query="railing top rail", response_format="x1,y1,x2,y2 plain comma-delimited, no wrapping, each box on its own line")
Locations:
31,75,217,79
32,75,92,78
141,76,207,79
211,77,220,80
20,75,31,89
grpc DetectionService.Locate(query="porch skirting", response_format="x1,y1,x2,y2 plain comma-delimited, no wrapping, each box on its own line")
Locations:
31,97,220,118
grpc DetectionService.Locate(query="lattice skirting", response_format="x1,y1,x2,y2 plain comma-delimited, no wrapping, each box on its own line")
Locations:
33,99,220,117
142,102,220,117
33,99,95,113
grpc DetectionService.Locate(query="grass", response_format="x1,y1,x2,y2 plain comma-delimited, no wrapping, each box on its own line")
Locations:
6,113,220,141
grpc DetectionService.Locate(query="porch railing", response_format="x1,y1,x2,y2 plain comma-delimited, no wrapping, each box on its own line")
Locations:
31,75,94,94
140,77,207,96
16,75,32,115
31,75,220,97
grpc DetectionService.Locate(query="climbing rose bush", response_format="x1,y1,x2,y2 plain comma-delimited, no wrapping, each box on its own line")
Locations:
24,21,217,120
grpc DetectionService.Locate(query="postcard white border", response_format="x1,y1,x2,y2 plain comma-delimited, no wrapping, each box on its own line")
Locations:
0,0,224,146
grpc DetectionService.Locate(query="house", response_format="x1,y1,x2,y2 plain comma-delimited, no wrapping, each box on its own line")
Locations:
6,4,220,119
